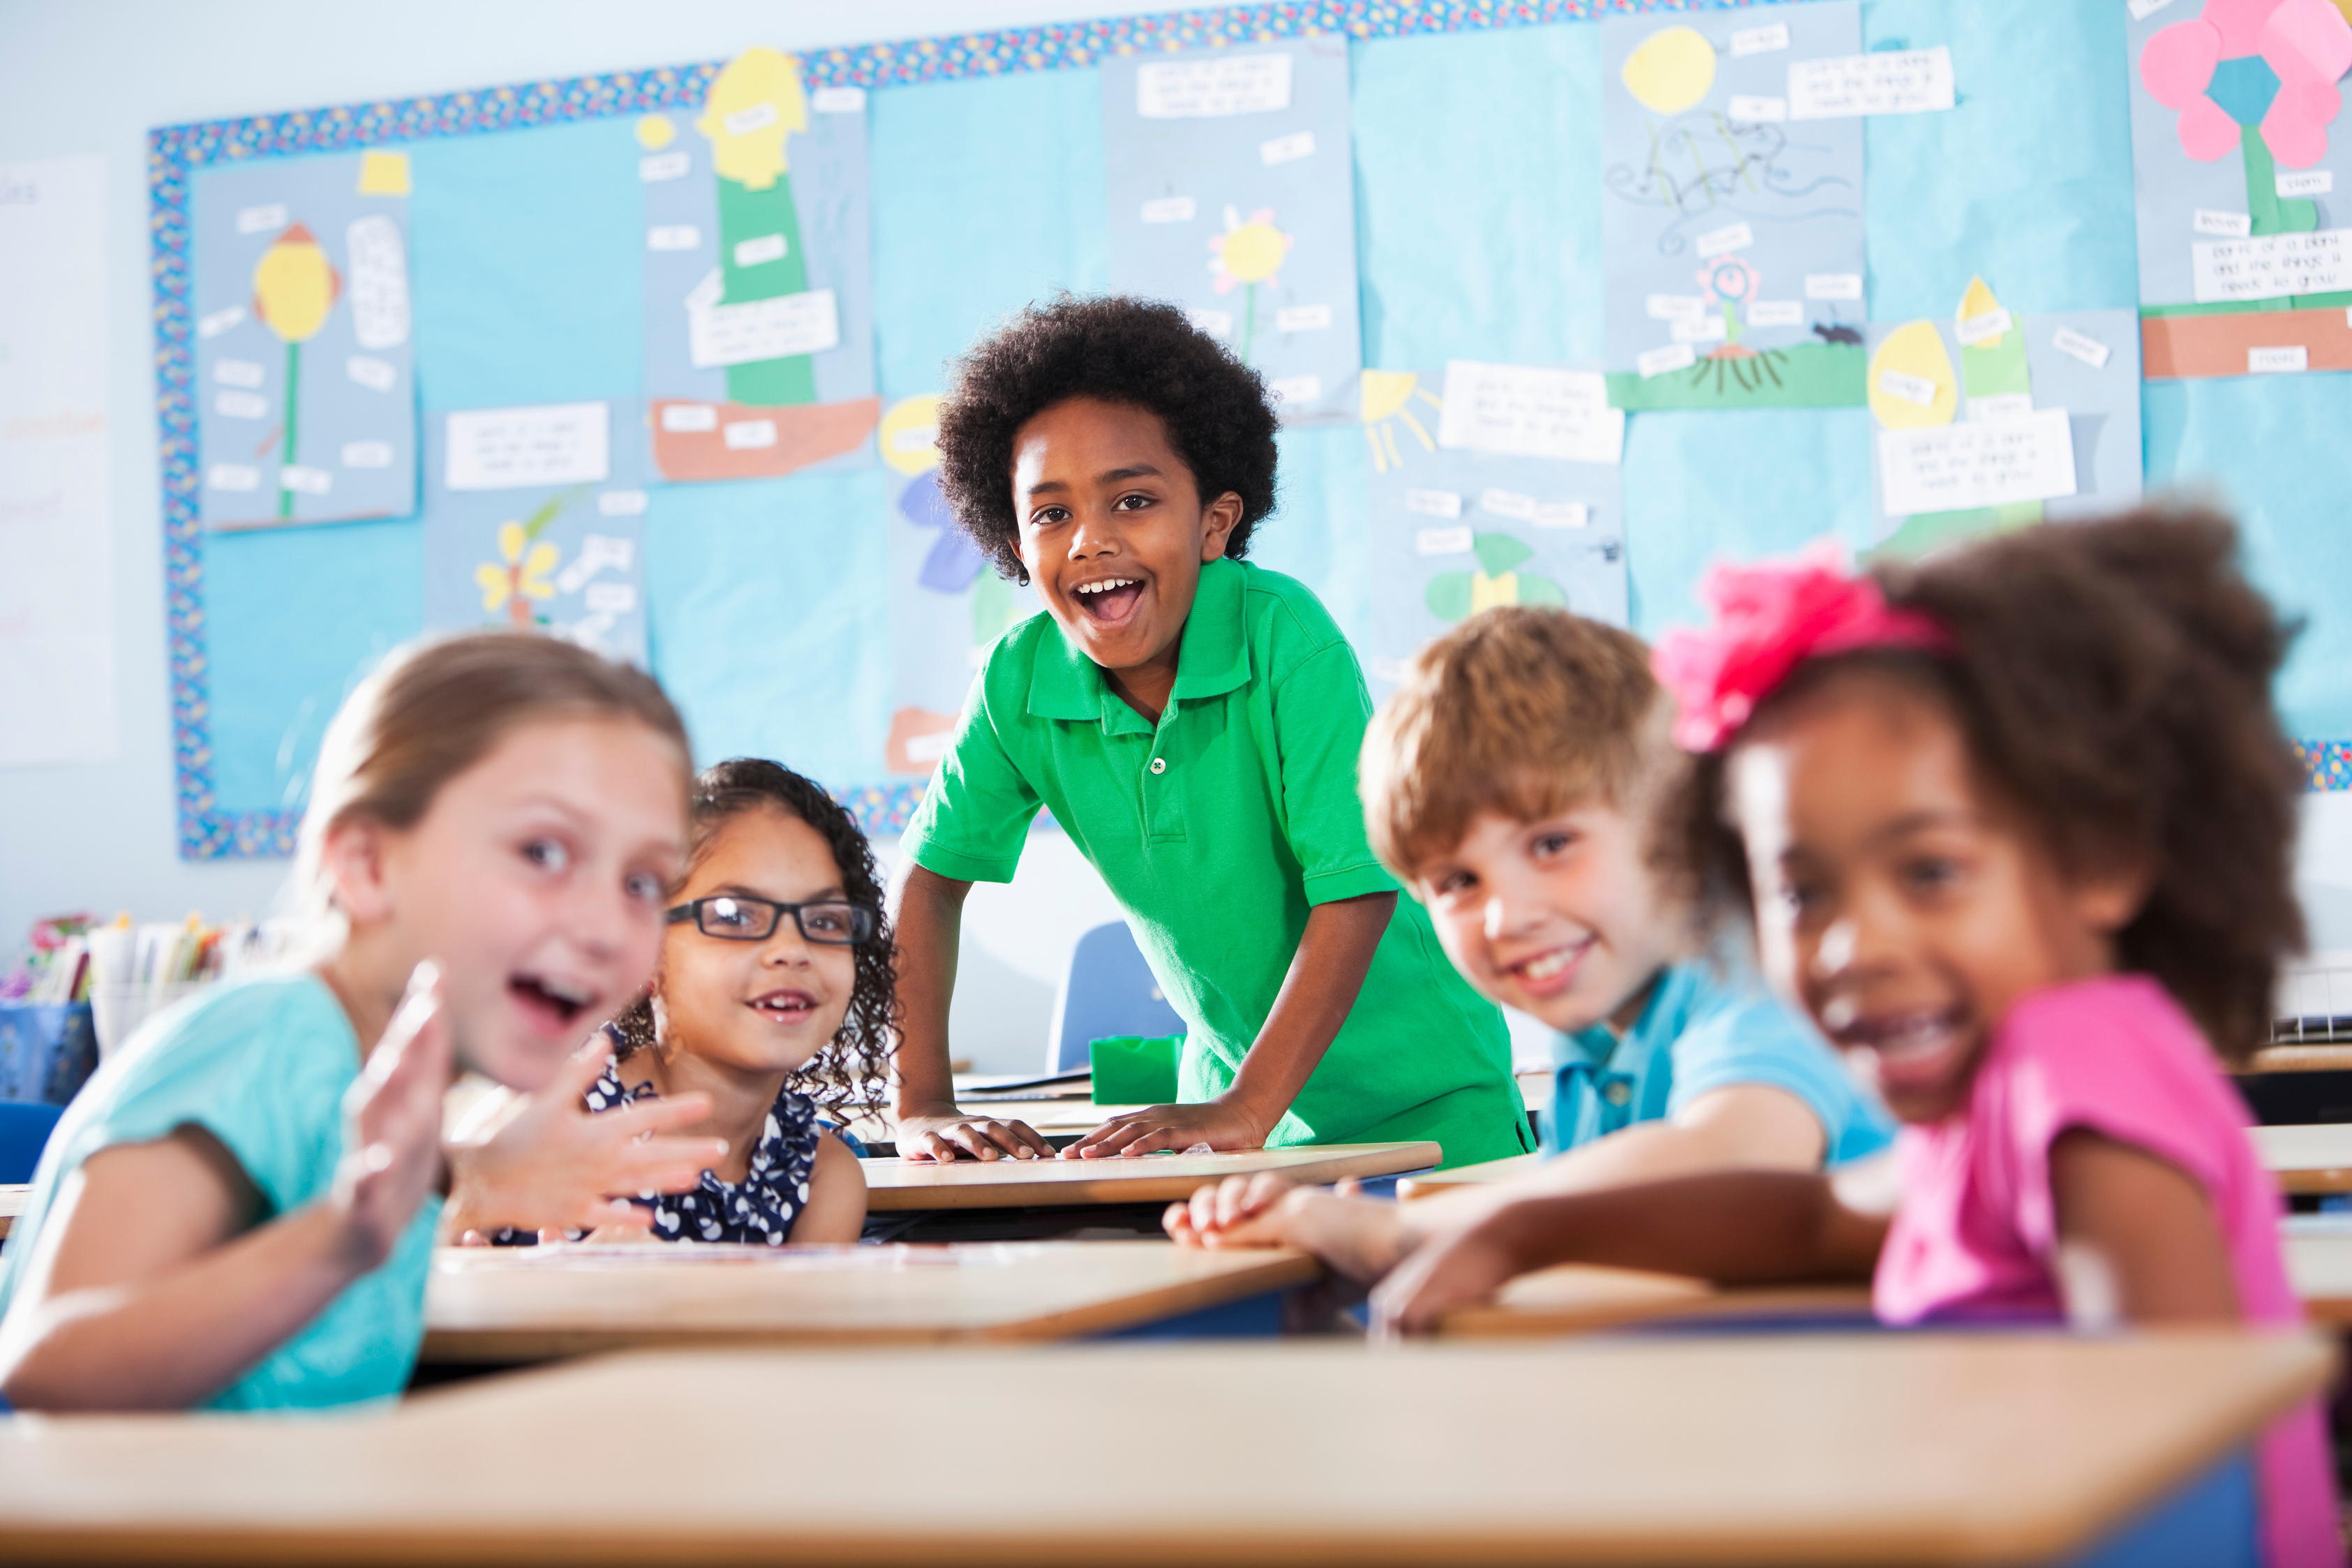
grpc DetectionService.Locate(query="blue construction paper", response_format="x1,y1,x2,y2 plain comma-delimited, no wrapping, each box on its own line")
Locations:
419,405,650,666
1101,36,1362,421
1601,2,1867,376
1364,368,1625,692
190,151,417,528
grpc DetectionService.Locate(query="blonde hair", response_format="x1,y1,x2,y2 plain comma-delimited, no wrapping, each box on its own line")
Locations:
1361,607,1679,882
297,632,692,921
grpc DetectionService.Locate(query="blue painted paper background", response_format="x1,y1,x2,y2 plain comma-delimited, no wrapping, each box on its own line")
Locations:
188,1,2352,846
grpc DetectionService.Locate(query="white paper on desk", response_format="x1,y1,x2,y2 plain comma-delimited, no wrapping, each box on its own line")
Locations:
444,402,611,491
1877,408,2078,516
0,154,117,767
1436,360,1624,465
1789,47,1955,119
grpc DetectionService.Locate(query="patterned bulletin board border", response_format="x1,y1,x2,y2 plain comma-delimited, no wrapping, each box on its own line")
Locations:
147,0,2352,858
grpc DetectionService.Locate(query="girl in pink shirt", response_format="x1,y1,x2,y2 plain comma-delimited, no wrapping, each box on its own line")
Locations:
1371,509,2339,1568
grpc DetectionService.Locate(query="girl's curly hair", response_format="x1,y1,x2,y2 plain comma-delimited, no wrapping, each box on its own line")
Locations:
1669,507,2305,1062
932,294,1281,584
611,758,896,1125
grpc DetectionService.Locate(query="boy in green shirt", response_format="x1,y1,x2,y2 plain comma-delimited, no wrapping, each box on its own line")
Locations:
894,297,1528,1167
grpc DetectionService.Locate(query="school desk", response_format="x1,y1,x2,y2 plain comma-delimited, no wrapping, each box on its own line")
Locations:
861,1141,1441,1211
0,1182,27,1239
1436,1262,1875,1339
0,1332,2325,1565
1396,1151,1542,1201
2233,1048,2352,1126
420,1239,1315,1362
2250,1122,2352,1193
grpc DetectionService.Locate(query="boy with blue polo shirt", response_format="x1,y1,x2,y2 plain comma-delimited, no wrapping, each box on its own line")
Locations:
1168,606,1891,1274
891,297,1530,1169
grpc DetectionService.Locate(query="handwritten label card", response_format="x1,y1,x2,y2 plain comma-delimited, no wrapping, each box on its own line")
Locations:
687,288,841,368
2192,228,2352,303
1136,53,1292,117
1878,407,2077,516
1436,361,1625,465
445,402,611,491
1789,47,1955,119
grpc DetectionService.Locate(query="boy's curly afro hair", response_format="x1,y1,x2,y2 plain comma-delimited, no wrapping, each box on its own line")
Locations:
933,294,1281,583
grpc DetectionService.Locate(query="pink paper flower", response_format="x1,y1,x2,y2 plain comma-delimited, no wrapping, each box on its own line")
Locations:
1651,545,1953,753
1696,253,1762,306
2141,0,2352,169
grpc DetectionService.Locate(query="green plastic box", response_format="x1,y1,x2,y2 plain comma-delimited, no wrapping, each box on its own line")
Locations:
1089,1033,1183,1105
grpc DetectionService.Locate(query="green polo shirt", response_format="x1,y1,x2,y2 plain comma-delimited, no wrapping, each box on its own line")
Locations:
904,558,1531,1168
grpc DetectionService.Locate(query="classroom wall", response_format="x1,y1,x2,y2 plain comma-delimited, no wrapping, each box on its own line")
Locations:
8,0,2352,1075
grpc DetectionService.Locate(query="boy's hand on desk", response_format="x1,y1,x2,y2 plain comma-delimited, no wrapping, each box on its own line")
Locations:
1062,1096,1267,1158
897,1110,1056,1163
442,1040,727,1237
1366,1217,1518,1339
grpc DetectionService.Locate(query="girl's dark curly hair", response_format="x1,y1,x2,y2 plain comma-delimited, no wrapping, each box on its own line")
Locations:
611,759,896,1124
932,294,1281,584
1669,507,2305,1062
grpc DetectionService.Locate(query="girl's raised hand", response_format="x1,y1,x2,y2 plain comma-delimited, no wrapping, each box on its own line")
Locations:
443,1039,728,1239
334,960,458,1270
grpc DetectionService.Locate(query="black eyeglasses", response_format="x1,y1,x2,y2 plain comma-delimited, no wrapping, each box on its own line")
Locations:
666,895,877,947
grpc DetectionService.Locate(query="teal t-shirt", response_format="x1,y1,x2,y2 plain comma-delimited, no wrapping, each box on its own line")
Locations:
1549,960,1894,1166
0,972,441,1411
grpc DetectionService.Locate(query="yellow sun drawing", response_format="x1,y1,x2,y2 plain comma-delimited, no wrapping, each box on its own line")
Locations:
1360,370,1443,474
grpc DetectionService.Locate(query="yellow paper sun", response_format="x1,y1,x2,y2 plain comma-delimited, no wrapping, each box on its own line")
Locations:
1621,25,1717,115
476,521,560,623
1209,206,1293,293
698,47,808,190
251,223,341,345
879,394,943,477
1360,370,1442,474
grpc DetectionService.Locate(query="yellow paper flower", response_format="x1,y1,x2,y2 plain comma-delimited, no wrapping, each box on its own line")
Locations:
1208,207,1293,293
697,48,808,190
475,521,560,623
251,223,341,345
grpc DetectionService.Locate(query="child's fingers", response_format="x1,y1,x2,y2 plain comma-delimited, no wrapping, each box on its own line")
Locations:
574,1197,654,1232
597,1091,716,1143
545,1038,620,1104
1163,1200,1198,1244
617,1137,729,1193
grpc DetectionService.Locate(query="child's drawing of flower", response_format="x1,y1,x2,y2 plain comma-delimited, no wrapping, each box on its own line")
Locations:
476,520,560,625
2141,0,2352,168
1696,253,1762,306
1208,207,1293,294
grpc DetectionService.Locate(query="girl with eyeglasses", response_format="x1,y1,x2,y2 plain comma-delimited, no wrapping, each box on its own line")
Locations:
483,759,893,1246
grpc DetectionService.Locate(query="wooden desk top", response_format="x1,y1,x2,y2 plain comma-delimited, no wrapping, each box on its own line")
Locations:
2251,1123,2352,1193
1439,1262,1874,1338
422,1239,1313,1362
0,1182,27,1240
861,1142,1439,1211
0,1332,2325,1566
2244,1043,2352,1074
1397,1151,1542,1202
2283,1219,2352,1327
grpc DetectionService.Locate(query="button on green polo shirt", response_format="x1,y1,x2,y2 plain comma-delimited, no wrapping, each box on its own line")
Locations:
903,558,1531,1168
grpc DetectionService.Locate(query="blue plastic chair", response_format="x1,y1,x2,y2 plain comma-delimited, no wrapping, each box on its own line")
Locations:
1047,920,1188,1074
0,1102,64,1185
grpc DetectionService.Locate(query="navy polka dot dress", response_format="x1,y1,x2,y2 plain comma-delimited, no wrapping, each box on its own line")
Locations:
492,1061,822,1246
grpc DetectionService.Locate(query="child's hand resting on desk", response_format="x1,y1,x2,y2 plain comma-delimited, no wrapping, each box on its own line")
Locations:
441,1038,728,1241
1164,1174,1413,1284
896,1111,1056,1163
1064,1097,1267,1158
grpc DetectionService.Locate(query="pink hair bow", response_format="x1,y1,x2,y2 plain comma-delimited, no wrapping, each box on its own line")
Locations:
1652,544,1952,752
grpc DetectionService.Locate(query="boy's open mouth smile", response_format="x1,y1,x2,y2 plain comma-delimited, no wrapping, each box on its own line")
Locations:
1503,937,1595,999
1071,574,1147,626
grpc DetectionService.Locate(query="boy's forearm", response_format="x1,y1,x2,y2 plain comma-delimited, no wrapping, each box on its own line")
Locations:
1473,1169,1883,1287
891,866,969,1117
1225,892,1395,1136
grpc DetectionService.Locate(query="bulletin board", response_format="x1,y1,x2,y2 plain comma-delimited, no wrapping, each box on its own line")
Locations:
150,0,2352,860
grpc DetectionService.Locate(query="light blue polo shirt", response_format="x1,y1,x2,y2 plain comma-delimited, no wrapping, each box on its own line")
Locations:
0,973,440,1411
1549,960,1893,1165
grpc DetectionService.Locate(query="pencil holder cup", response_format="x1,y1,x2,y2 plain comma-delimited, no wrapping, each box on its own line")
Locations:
0,1001,98,1105
1089,1033,1182,1105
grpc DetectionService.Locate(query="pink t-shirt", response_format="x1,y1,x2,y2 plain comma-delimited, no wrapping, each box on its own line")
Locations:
1874,974,2339,1568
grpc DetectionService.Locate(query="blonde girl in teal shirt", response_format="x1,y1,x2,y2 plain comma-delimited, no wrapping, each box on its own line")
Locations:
0,634,713,1411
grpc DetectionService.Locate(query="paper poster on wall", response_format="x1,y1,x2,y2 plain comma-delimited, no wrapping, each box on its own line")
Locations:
1865,286,2142,559
421,403,649,666
1102,37,1362,424
2129,0,2352,377
880,395,1040,775
190,150,418,528
1363,366,1626,691
1600,1,1877,411
0,155,117,768
640,50,879,481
